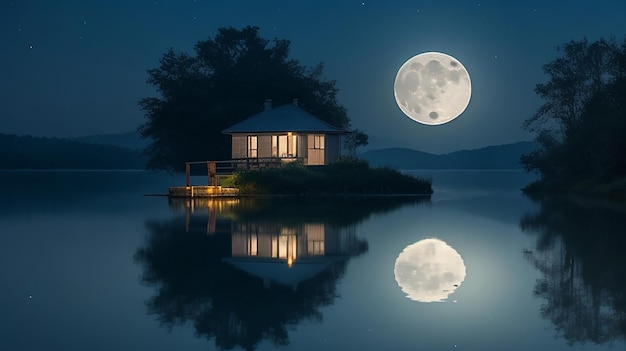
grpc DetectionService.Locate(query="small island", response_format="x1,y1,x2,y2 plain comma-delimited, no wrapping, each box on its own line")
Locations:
168,158,432,197
221,158,433,196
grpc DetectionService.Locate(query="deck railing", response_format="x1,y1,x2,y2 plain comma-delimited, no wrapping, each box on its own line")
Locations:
184,157,304,187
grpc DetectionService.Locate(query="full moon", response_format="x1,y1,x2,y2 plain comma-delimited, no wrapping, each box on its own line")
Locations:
394,52,471,125
394,238,466,302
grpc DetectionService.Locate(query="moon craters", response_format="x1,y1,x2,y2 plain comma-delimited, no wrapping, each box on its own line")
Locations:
394,51,471,125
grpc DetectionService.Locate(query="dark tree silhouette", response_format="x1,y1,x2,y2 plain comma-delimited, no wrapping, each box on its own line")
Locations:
521,37,626,192
520,195,626,344
139,26,365,171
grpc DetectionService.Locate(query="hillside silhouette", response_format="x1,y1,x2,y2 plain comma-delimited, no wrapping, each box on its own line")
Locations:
1,131,536,171
0,133,145,169
359,141,538,169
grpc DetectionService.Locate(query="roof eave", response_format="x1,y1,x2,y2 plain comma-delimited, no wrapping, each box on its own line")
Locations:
223,129,346,135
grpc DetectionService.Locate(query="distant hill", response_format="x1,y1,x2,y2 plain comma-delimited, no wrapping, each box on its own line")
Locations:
0,133,146,169
1,130,537,171
72,130,149,151
359,141,538,169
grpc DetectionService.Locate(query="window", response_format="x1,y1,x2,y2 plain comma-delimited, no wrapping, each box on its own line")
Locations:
271,135,278,157
307,224,325,256
288,134,297,156
313,134,325,149
247,136,257,158
247,233,258,256
273,134,297,157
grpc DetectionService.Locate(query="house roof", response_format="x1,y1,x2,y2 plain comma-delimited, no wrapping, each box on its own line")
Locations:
222,256,347,287
222,103,345,134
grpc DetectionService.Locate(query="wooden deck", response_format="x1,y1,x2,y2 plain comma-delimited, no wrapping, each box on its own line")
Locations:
170,158,299,198
168,185,239,198
181,158,295,186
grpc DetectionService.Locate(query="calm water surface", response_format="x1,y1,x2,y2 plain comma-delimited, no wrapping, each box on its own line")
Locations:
1,170,625,351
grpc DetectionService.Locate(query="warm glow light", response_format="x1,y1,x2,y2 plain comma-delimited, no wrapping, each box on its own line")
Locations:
287,256,293,268
287,132,293,137
394,52,471,125
394,238,466,302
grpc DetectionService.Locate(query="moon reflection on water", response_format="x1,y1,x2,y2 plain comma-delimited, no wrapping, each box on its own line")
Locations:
394,238,466,302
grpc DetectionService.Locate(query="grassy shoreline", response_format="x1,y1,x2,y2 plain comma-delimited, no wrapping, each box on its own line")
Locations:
221,159,433,196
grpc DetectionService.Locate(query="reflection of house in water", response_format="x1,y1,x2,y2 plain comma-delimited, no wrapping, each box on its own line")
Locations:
225,222,361,289
167,197,379,288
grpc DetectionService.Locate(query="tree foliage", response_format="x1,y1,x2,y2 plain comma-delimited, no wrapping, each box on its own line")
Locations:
521,37,626,192
344,129,369,157
139,26,360,171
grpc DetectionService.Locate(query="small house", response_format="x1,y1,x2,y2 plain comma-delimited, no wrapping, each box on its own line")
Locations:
222,99,345,166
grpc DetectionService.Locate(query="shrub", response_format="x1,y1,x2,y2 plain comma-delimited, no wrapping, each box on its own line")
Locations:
224,159,432,195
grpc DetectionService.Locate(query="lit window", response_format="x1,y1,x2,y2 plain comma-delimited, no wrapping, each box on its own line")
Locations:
247,135,257,158
248,233,258,256
313,134,325,149
271,135,278,157
273,134,298,157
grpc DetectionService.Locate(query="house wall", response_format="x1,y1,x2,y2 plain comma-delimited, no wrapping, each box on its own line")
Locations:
298,134,308,162
258,135,272,158
307,134,324,166
326,134,341,164
231,135,247,159
230,134,271,159
230,132,342,164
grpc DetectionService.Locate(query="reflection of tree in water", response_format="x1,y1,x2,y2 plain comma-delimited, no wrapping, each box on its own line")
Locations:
136,197,425,350
520,195,626,345
135,221,356,350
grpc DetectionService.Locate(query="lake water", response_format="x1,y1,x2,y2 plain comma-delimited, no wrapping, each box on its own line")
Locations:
1,170,625,351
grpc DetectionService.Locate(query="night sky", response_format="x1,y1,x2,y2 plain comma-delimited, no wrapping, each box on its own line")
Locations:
2,0,625,153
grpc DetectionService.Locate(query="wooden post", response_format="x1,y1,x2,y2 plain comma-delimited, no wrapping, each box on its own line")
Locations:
208,161,216,186
186,162,190,187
